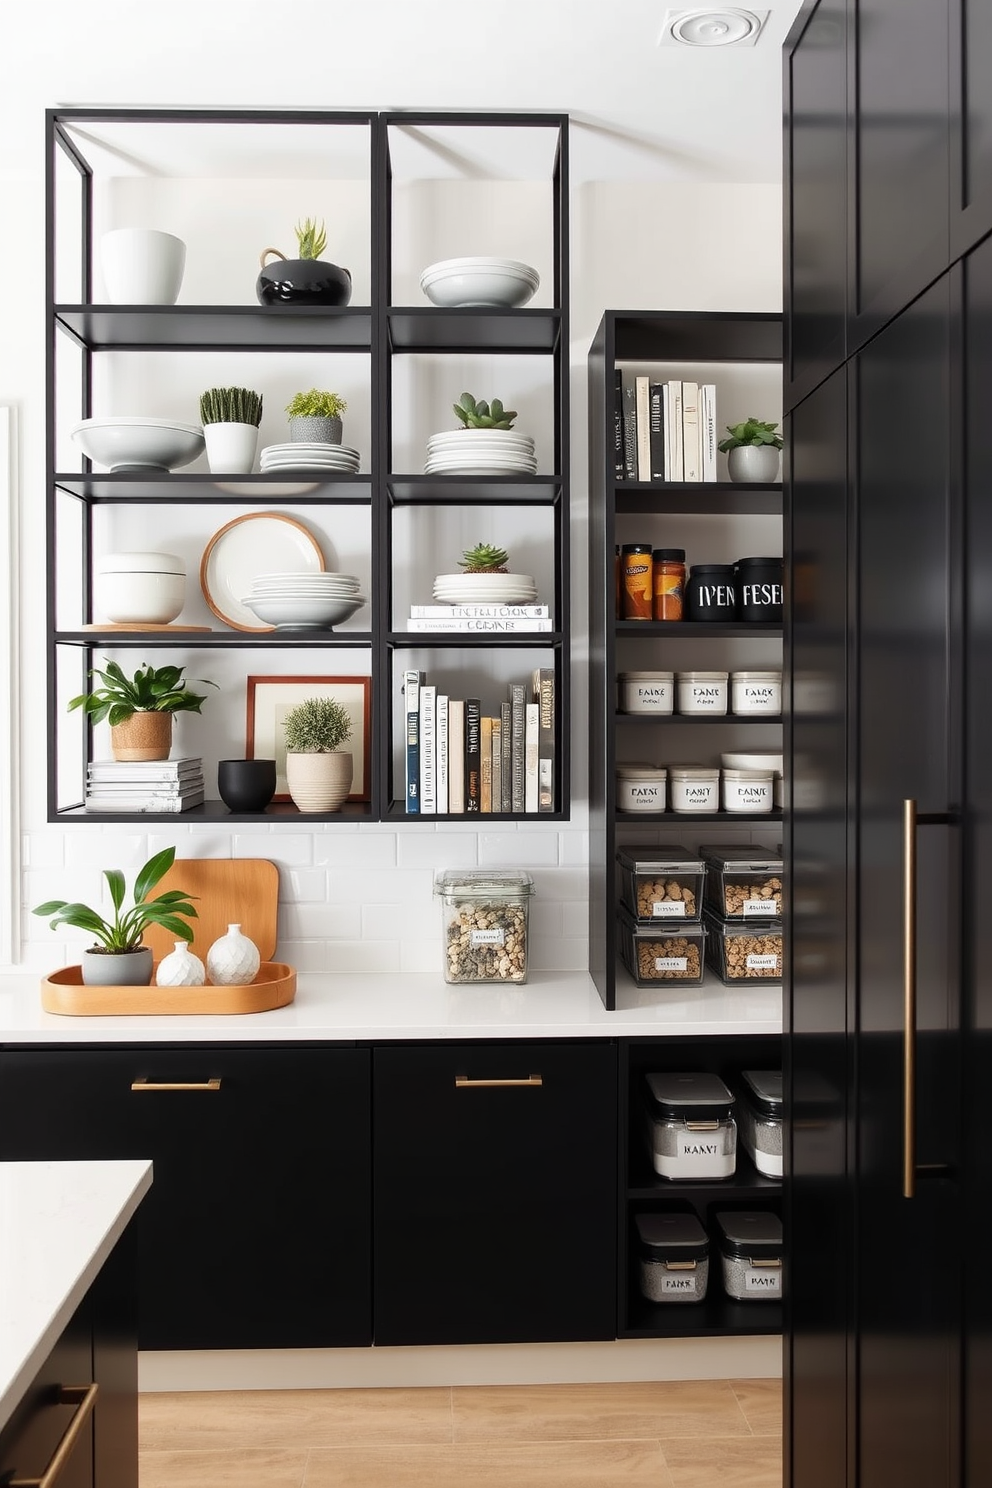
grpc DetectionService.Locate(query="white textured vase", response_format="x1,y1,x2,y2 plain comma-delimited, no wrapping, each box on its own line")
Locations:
206,923,261,985
155,941,206,987
203,422,259,474
286,751,353,813
100,229,186,305
727,444,781,483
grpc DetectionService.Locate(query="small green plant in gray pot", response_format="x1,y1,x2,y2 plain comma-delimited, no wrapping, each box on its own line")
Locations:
199,385,264,473
285,388,348,445
33,845,198,986
282,694,354,814
718,417,783,483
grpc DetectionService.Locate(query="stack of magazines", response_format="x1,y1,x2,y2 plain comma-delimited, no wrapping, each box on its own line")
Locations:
85,757,205,814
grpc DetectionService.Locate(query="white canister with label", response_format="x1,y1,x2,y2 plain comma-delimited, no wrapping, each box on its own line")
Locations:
676,671,729,715
618,671,675,714
722,767,775,814
616,764,667,813
730,670,782,715
668,765,720,813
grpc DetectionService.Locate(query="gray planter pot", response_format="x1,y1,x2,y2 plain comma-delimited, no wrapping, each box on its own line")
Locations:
80,946,154,986
727,444,781,483
289,415,342,445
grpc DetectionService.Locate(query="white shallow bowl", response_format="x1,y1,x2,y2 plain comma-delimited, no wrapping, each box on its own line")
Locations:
241,594,367,630
720,752,784,772
71,417,204,472
419,259,540,309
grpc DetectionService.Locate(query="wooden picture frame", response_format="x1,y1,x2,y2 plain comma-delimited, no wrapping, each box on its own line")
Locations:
246,675,372,802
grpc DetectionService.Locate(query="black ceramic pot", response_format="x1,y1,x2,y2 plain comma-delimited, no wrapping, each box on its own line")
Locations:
218,759,277,813
256,250,352,307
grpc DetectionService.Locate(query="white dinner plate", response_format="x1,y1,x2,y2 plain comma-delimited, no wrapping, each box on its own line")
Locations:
200,513,325,631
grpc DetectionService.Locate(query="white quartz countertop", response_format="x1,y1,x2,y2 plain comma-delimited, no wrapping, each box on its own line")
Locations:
0,969,781,1043
0,1159,153,1433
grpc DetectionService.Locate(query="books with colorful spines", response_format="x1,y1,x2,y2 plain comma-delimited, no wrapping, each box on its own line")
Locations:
524,702,540,814
531,666,555,813
500,700,513,813
435,693,449,815
406,617,553,633
409,604,550,619
464,699,481,814
84,790,206,814
447,700,465,814
622,375,637,481
613,367,624,480
403,669,424,814
480,715,493,812
701,384,718,481
681,380,701,483
419,682,437,814
635,374,652,482
491,713,503,813
649,383,665,482
507,681,527,812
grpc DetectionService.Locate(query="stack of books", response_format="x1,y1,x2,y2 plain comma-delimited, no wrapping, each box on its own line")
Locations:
407,604,552,634
84,757,206,813
403,669,555,815
616,371,718,483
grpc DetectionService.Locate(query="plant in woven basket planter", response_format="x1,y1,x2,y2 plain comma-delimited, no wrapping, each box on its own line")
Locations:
453,392,518,430
198,386,264,473
718,417,784,484
282,695,354,814
69,660,216,762
285,388,348,444
33,845,198,986
458,542,510,574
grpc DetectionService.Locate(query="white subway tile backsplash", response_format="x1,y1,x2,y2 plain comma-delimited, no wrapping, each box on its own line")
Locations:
400,940,443,973
529,937,588,971
233,832,313,864
313,834,397,870
323,868,433,908
22,832,64,869
317,939,401,974
360,900,436,940
477,832,560,868
396,832,478,869
562,900,594,939
279,868,328,903
558,830,591,866
275,939,333,973
530,900,564,938
282,902,362,940
64,832,146,870
151,832,232,859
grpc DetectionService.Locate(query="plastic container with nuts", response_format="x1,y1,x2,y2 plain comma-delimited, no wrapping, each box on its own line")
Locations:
635,1212,710,1304
619,906,706,988
703,907,783,984
433,870,534,984
701,846,784,921
616,845,705,923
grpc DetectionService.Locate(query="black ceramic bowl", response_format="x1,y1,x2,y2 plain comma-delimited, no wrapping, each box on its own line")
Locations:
255,256,352,307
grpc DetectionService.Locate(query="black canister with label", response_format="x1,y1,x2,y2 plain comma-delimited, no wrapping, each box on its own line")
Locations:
735,556,783,623
684,564,736,622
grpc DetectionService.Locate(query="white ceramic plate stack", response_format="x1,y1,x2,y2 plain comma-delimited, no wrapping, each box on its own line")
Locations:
260,442,361,474
419,257,540,309
425,430,537,476
241,572,367,631
432,572,538,606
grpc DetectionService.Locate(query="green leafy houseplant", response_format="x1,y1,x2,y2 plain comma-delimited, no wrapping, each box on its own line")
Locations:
199,386,264,427
285,389,348,420
458,542,510,574
33,846,198,952
717,417,784,452
295,217,328,260
68,661,216,726
453,392,518,430
282,696,353,753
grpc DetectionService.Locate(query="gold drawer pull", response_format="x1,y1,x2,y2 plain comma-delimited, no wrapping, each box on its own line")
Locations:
131,1078,222,1092
11,1383,98,1488
454,1074,543,1089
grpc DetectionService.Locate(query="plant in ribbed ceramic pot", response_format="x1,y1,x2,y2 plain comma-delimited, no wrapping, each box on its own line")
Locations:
282,695,354,814
68,660,216,762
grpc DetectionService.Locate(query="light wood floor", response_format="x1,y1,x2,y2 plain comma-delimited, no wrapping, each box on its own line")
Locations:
139,1379,782,1488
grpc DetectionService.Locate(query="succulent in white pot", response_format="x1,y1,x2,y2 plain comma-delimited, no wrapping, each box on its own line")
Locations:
282,695,353,813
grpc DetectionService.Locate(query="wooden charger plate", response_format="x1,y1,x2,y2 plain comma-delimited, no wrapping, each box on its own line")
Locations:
40,962,296,1017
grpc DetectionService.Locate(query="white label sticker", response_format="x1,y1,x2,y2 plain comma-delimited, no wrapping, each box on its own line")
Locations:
661,1273,698,1295
654,956,689,971
743,898,778,918
744,1265,782,1297
652,901,686,918
747,953,779,970
471,928,505,946
676,1131,722,1160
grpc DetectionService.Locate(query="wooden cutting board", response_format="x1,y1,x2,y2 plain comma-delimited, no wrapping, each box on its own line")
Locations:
142,858,279,963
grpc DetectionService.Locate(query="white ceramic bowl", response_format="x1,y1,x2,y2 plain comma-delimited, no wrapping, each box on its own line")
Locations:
95,551,186,624
420,258,540,309
241,594,367,630
71,417,205,472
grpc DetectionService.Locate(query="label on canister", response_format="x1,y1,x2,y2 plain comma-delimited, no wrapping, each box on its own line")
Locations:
652,901,687,918
747,952,779,970
660,1272,697,1296
471,928,505,946
654,956,689,971
676,1131,723,1163
744,898,780,919
743,1265,782,1297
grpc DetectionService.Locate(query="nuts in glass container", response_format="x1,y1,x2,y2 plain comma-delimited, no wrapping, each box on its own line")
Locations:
723,876,782,918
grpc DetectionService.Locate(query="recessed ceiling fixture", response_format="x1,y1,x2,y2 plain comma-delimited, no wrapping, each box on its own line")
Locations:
659,8,768,47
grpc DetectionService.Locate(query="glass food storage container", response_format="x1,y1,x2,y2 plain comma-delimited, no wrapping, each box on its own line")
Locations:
738,1069,784,1178
616,845,705,923
619,907,706,988
434,870,534,984
714,1211,783,1300
701,846,784,921
635,1212,710,1304
642,1071,737,1179
704,908,783,984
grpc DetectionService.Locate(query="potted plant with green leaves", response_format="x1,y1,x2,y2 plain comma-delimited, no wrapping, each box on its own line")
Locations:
33,845,198,986
285,388,348,445
256,216,353,307
459,541,510,573
440,392,535,475
69,660,216,762
718,417,783,483
199,385,264,474
282,695,354,813
453,393,518,431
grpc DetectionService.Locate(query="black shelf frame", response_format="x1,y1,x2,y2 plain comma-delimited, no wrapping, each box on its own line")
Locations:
46,107,570,824
589,310,784,1010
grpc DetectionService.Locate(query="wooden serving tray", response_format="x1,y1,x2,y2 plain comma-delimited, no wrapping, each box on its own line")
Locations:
80,623,214,632
40,961,296,1016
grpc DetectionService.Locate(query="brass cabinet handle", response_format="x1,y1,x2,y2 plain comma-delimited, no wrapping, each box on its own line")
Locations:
10,1383,98,1488
903,798,918,1199
131,1078,222,1092
454,1075,543,1088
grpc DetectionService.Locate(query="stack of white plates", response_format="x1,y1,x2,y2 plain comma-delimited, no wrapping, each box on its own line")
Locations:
240,572,367,630
260,442,361,474
433,572,538,605
420,257,540,309
425,430,536,476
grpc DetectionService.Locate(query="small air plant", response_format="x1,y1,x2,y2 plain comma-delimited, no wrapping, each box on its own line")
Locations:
294,217,328,261
199,386,264,427
452,392,518,430
459,543,510,574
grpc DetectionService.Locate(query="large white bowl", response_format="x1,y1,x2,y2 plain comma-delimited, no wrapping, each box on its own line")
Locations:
71,417,205,472
420,258,540,309
241,594,367,630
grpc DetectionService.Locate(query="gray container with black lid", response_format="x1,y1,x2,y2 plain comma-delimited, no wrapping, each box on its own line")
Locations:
643,1072,737,1180
635,1212,710,1304
714,1211,783,1300
738,1070,784,1178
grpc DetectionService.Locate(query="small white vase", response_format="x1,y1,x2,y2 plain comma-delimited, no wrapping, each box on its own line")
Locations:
203,422,259,474
286,751,353,813
727,444,781,483
206,923,261,986
155,941,206,987
100,229,186,305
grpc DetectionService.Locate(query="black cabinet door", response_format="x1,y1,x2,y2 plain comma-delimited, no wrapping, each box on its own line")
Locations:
372,1041,617,1345
0,1045,372,1350
855,274,962,1488
952,0,992,257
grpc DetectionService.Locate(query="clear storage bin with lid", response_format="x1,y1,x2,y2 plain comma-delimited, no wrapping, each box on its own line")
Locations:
642,1071,737,1179
616,763,667,813
668,765,720,813
618,671,675,715
619,906,706,988
434,870,534,984
738,1070,784,1178
701,845,784,921
616,845,705,923
635,1212,710,1303
714,1211,783,1300
703,907,783,984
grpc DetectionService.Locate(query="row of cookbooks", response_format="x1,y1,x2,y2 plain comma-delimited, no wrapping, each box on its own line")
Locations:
403,669,555,814
615,371,719,483
84,757,205,813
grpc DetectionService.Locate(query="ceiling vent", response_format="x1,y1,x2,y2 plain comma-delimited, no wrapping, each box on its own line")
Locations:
659,8,768,47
